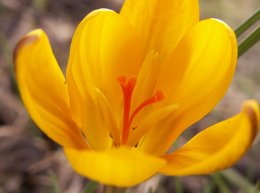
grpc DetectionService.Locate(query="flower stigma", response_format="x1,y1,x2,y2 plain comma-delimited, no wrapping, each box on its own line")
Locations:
118,76,165,145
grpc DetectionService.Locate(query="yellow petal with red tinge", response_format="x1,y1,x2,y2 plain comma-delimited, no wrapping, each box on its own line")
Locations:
120,0,199,60
14,29,87,149
139,19,238,156
64,147,166,187
159,100,259,175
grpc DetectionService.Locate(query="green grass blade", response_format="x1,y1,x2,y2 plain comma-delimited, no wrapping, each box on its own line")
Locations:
49,171,61,193
221,169,260,193
211,173,232,193
83,181,98,193
174,177,184,193
238,26,260,57
235,9,260,37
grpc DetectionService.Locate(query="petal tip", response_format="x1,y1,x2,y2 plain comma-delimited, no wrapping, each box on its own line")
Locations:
242,100,260,132
14,29,44,67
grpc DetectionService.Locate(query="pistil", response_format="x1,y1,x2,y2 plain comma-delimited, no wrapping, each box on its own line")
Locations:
118,76,164,144
118,76,137,144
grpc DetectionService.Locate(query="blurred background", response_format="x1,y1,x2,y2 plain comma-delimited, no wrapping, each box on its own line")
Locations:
0,0,259,193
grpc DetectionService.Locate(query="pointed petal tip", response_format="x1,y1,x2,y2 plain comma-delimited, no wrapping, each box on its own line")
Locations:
14,29,45,70
242,100,260,132
15,29,44,49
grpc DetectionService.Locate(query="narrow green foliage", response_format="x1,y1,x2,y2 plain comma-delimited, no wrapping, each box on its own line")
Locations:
252,180,260,193
49,171,61,193
174,177,184,193
235,9,260,37
221,169,260,193
238,26,260,57
83,180,98,193
234,8,260,57
148,187,154,193
211,174,232,193
203,180,216,193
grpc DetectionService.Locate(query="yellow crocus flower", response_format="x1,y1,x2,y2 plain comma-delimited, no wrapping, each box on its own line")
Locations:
14,0,259,187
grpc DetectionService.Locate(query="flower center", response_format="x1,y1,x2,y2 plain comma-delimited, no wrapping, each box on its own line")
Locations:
118,76,164,144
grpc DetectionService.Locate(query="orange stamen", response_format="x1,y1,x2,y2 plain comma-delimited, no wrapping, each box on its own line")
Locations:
118,76,165,144
128,90,164,128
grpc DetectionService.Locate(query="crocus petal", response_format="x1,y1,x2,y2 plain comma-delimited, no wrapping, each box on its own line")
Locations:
120,0,199,60
64,147,166,187
159,100,259,175
14,29,87,149
138,19,238,155
129,51,160,129
66,9,144,147
79,88,117,150
132,51,159,109
128,103,179,147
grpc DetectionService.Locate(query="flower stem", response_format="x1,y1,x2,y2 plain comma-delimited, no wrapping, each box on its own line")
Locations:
235,9,260,37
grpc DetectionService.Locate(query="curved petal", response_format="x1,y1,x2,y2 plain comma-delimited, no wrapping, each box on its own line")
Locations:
159,100,259,175
132,51,159,109
127,103,179,147
120,0,199,60
14,29,87,149
66,9,144,147
138,19,238,155
64,147,166,187
78,88,116,150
